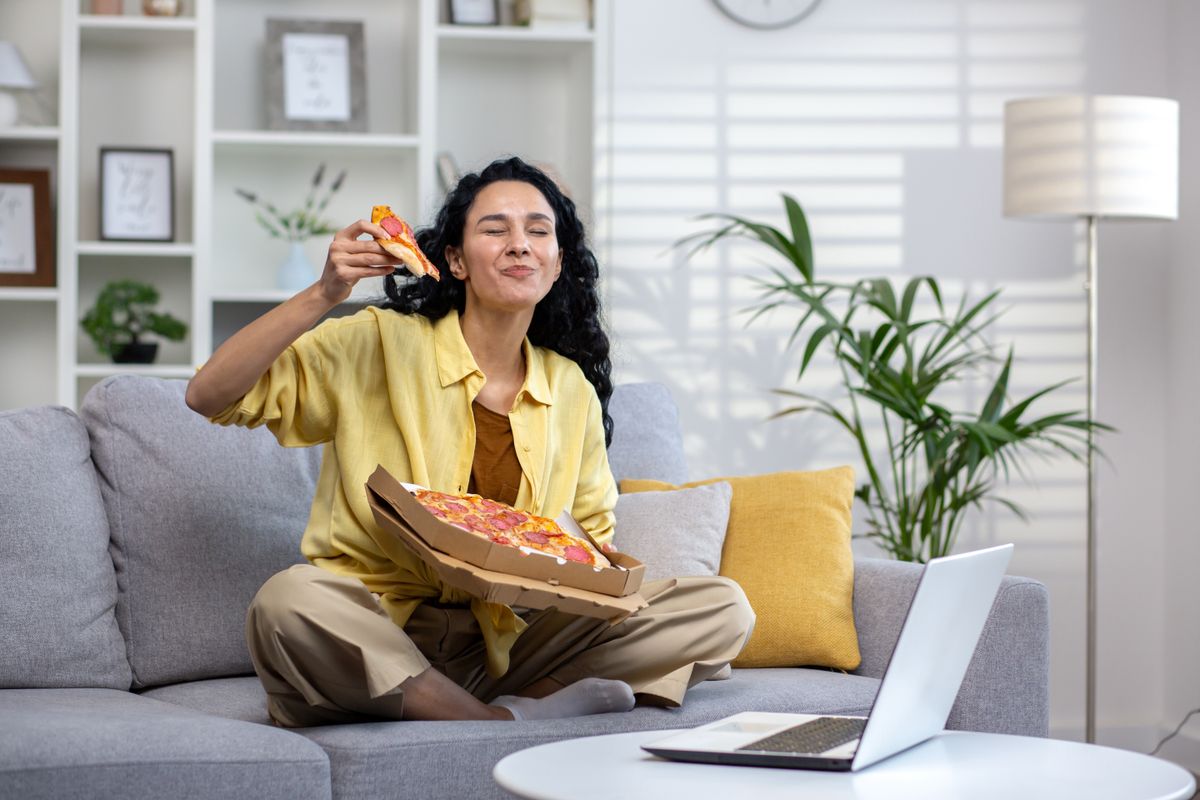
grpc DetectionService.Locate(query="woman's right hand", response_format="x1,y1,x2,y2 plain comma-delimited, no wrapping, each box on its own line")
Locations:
316,219,401,305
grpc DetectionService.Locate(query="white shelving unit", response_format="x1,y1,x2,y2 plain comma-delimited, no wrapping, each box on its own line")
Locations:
0,288,61,302
0,0,599,411
0,127,63,143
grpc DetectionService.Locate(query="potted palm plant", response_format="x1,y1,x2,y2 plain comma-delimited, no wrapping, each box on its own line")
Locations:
680,194,1110,563
80,279,188,364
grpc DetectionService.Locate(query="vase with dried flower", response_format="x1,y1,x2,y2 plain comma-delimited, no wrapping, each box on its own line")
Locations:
235,164,345,291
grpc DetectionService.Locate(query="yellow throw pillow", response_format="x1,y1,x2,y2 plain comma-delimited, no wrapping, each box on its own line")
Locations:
621,467,860,670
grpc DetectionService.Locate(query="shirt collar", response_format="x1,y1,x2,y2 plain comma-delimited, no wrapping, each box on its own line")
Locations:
432,309,553,406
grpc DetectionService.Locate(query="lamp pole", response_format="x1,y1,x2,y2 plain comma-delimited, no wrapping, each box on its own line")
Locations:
1084,214,1098,745
1003,94,1178,749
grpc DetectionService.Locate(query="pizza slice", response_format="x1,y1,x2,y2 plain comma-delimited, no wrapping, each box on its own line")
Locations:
413,488,611,567
371,205,441,281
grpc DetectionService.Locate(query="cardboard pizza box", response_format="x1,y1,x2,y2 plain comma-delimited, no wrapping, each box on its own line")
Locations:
365,465,649,622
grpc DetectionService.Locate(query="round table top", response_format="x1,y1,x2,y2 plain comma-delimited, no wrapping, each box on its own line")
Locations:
493,729,1196,800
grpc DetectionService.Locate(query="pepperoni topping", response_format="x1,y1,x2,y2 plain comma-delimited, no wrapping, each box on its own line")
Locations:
380,215,405,238
413,488,608,568
478,499,508,515
457,515,491,533
563,545,592,564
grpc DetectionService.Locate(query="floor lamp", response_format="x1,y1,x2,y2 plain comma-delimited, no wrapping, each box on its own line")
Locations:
1002,95,1179,744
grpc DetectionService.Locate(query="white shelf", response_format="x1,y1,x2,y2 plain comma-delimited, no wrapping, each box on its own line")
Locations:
212,130,420,151
75,364,194,379
0,287,59,302
438,24,593,58
77,241,195,258
211,289,373,305
437,24,593,43
0,126,61,142
80,14,196,33
210,289,293,304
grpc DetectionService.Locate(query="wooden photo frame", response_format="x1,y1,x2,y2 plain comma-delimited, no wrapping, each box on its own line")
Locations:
100,147,175,242
265,18,367,133
0,168,54,287
450,0,500,25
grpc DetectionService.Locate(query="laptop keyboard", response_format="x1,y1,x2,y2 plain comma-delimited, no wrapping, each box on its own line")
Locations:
737,717,867,755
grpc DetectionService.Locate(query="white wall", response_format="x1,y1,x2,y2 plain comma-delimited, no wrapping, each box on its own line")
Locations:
598,0,1186,754
1162,0,1200,770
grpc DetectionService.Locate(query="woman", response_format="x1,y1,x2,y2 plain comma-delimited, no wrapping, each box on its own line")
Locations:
186,157,753,727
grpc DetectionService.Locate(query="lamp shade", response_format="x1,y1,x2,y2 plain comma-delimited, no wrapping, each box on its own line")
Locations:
0,42,35,90
1003,95,1179,221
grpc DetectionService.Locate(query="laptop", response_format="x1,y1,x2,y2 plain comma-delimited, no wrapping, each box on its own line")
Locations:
642,543,1013,772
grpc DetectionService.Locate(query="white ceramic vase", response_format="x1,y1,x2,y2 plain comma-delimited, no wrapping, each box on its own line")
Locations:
276,240,315,292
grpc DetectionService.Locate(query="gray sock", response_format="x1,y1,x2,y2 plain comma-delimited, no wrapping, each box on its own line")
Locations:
492,678,636,721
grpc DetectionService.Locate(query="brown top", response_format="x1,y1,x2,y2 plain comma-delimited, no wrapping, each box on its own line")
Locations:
468,401,522,507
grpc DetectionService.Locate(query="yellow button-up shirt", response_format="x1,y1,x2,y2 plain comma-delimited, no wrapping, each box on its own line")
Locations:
210,306,618,677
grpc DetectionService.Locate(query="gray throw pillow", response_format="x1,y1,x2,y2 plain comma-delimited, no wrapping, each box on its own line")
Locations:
0,406,131,689
80,376,319,689
612,482,732,583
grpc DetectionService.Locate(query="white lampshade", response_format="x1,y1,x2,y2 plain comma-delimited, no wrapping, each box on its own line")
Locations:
0,41,36,90
1003,95,1179,221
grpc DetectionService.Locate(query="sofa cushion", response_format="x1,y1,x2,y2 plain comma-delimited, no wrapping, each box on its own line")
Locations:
304,669,877,800
612,483,732,582
0,406,130,690
80,376,321,688
140,670,877,800
0,688,329,800
622,467,861,671
141,676,273,726
607,383,688,484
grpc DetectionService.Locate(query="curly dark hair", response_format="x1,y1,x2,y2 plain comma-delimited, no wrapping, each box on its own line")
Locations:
377,156,614,445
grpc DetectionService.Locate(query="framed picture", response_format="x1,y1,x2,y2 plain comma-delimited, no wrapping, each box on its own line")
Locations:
0,168,54,287
100,148,175,242
450,0,499,25
265,18,367,133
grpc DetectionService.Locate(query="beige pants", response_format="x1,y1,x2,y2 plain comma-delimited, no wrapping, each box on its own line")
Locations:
246,563,755,727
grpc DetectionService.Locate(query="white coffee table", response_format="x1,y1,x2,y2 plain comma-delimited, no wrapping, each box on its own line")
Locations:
494,729,1196,800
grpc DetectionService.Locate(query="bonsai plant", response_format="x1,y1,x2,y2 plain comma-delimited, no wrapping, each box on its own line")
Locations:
679,194,1110,563
81,279,188,364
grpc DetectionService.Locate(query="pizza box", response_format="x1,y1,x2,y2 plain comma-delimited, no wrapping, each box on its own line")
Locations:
365,466,648,622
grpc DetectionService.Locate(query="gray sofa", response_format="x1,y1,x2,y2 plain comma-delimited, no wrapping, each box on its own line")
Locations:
0,375,1049,800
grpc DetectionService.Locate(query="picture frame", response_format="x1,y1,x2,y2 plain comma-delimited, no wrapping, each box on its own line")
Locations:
100,147,175,242
0,168,54,288
450,0,499,25
265,18,367,133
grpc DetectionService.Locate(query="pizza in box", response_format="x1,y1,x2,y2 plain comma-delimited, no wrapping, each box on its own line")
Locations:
412,488,611,568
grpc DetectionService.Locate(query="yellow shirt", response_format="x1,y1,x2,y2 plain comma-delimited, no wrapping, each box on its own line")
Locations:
210,306,618,677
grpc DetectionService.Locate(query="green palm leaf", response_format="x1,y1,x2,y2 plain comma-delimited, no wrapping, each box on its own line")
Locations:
675,193,1110,562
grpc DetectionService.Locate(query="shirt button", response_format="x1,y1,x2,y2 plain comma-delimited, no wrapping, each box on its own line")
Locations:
523,444,531,452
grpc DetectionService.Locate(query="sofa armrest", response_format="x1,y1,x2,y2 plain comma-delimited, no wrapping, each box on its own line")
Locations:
850,556,1049,736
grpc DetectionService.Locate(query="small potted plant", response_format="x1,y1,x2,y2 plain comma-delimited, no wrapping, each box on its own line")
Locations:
81,279,188,364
